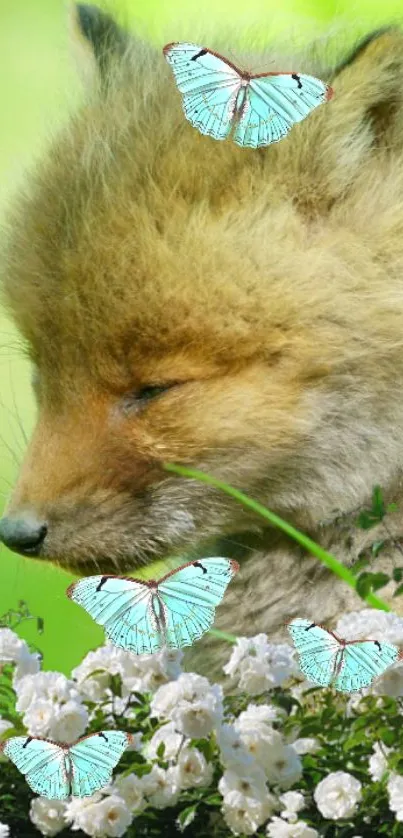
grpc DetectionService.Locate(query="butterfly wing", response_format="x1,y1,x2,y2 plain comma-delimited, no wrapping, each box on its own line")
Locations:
334,641,399,693
288,618,340,687
67,576,162,655
234,73,332,148
163,42,241,140
69,731,131,797
1,737,68,799
156,557,239,649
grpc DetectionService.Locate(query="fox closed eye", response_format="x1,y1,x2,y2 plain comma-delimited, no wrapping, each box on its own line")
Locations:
122,382,180,412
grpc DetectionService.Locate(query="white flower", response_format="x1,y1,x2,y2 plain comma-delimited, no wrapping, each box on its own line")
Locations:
65,794,132,836
0,718,13,737
171,691,223,738
224,635,297,696
234,711,301,786
139,764,180,808
23,699,56,737
145,722,185,761
135,647,183,691
369,742,391,782
0,628,26,662
112,774,145,812
151,673,223,738
14,670,88,742
236,657,277,695
291,738,320,755
218,766,270,802
216,723,254,771
21,696,88,743
177,746,214,788
279,791,305,823
15,671,79,713
48,699,89,744
314,771,362,820
0,628,40,685
267,816,319,837
267,746,303,790
64,793,102,823
151,672,217,715
73,644,182,705
13,647,41,684
0,825,10,838
373,662,403,698
236,703,281,726
235,709,284,764
387,773,403,821
221,789,275,836
72,645,144,703
29,798,66,836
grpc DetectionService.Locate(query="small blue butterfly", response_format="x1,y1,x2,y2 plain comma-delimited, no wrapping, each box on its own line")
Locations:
288,618,400,693
163,42,333,148
67,557,239,655
0,731,132,799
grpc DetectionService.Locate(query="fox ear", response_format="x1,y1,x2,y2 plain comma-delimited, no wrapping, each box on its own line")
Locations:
304,27,403,206
330,27,403,146
68,3,129,84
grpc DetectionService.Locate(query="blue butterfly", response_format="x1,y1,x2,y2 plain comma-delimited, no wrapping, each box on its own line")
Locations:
288,618,400,693
67,557,239,655
163,42,333,148
0,731,132,799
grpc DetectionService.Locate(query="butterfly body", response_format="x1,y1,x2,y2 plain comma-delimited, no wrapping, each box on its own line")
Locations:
1,731,132,799
288,618,399,692
67,557,239,655
163,42,333,148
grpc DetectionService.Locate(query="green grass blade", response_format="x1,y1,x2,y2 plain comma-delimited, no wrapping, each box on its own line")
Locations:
163,463,390,613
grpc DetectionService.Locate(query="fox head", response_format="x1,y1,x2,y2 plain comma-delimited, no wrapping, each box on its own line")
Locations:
2,7,403,575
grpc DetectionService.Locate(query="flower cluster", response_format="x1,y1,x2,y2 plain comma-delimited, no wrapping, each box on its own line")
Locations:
2,608,403,837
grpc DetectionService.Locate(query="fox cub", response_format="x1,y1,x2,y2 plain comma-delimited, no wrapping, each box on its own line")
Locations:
2,6,403,674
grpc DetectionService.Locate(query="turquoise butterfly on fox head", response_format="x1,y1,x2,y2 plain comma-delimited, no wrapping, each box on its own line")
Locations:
163,41,333,148
0,731,132,800
67,557,239,655
288,618,401,693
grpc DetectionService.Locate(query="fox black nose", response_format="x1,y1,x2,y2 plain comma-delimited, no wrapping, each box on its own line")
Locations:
0,515,48,556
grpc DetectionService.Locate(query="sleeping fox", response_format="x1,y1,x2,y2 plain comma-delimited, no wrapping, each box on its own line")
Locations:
2,5,403,675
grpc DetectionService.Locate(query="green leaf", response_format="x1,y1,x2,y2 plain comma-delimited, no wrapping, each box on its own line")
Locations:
357,511,378,530
372,540,387,558
393,568,403,583
394,583,403,598
356,487,387,530
156,742,166,759
350,556,371,575
342,730,368,750
190,739,215,762
380,728,396,747
203,794,223,806
356,572,390,598
109,674,122,698
177,805,198,831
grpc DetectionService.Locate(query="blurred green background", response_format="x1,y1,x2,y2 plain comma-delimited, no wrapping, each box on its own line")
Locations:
1,0,402,675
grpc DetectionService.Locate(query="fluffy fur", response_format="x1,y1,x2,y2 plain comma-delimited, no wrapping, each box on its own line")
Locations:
2,7,403,674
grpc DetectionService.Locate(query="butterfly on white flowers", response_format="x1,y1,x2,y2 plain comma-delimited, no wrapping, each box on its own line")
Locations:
0,731,132,800
163,41,333,148
67,558,239,655
288,618,400,693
